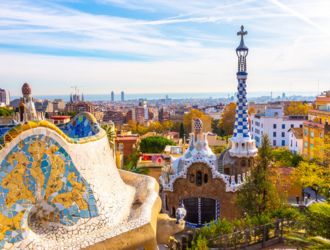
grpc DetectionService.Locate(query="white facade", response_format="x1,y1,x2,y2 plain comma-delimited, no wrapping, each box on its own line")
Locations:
288,128,303,155
250,107,306,147
0,88,10,106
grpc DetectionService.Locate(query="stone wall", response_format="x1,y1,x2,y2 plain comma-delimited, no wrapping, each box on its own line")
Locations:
164,163,240,221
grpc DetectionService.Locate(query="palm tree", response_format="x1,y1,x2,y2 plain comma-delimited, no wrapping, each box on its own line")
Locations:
101,123,116,151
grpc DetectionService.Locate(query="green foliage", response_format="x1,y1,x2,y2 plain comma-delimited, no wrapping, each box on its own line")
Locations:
305,202,330,239
271,148,303,167
237,135,283,216
101,124,116,150
293,161,330,199
123,149,149,175
190,219,233,249
217,103,236,136
211,145,226,155
139,136,175,153
270,206,302,221
284,101,311,115
0,107,14,117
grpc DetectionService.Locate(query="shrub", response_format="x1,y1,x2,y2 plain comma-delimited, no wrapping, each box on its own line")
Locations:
305,202,330,239
139,136,175,153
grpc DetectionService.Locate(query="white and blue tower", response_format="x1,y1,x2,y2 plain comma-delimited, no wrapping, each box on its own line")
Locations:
229,26,257,158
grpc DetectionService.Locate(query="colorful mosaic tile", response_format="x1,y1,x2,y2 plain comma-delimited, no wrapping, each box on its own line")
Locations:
0,134,98,248
1,113,105,147
60,113,100,139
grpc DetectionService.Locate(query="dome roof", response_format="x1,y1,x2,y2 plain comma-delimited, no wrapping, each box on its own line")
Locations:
22,82,31,95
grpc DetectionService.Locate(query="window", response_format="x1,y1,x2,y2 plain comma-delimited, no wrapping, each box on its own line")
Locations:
304,129,308,136
196,171,202,186
282,124,285,129
282,140,285,146
310,143,314,149
310,131,314,138
300,124,303,128
296,141,298,147
291,124,294,128
273,132,277,137
273,124,277,129
273,140,276,146
304,142,308,148
282,132,285,137
204,174,208,184
291,140,293,147
165,195,169,211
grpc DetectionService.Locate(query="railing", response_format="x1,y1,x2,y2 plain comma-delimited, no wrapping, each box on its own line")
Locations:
173,219,296,250
207,220,285,249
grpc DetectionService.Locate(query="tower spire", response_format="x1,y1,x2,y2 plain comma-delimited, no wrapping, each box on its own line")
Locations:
229,26,257,158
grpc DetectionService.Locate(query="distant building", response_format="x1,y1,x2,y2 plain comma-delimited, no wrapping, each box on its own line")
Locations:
65,101,95,114
288,127,303,155
158,107,170,122
303,90,330,159
137,154,171,182
111,91,115,102
126,106,145,124
115,134,139,161
50,115,71,125
0,88,10,106
121,91,125,102
103,110,125,126
250,106,306,147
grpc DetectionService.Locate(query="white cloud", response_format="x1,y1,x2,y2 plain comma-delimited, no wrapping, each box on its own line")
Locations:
0,0,329,95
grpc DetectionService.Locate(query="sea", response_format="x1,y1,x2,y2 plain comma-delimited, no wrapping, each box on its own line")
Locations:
11,91,316,102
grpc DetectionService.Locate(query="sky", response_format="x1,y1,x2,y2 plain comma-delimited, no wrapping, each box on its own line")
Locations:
0,0,329,96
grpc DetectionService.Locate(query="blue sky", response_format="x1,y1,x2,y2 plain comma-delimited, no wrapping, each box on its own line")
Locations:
0,0,329,96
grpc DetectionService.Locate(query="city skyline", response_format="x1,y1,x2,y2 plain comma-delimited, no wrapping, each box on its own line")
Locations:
1,0,330,96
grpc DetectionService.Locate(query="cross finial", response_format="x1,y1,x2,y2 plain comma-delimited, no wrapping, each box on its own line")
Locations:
237,25,247,39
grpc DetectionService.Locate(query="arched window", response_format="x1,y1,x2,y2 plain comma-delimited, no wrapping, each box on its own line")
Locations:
204,174,208,184
196,171,202,186
165,195,169,211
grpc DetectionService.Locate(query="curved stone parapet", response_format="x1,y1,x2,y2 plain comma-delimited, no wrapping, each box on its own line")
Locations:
0,113,161,249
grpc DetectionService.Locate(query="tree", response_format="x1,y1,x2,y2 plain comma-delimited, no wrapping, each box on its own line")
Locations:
101,124,116,150
140,136,175,153
148,121,163,133
293,161,330,200
0,107,14,117
162,120,174,132
237,135,282,216
123,148,149,174
183,109,212,135
212,119,222,136
271,148,303,167
179,122,185,139
305,202,330,239
312,133,330,166
248,106,256,115
284,101,311,115
217,103,236,136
